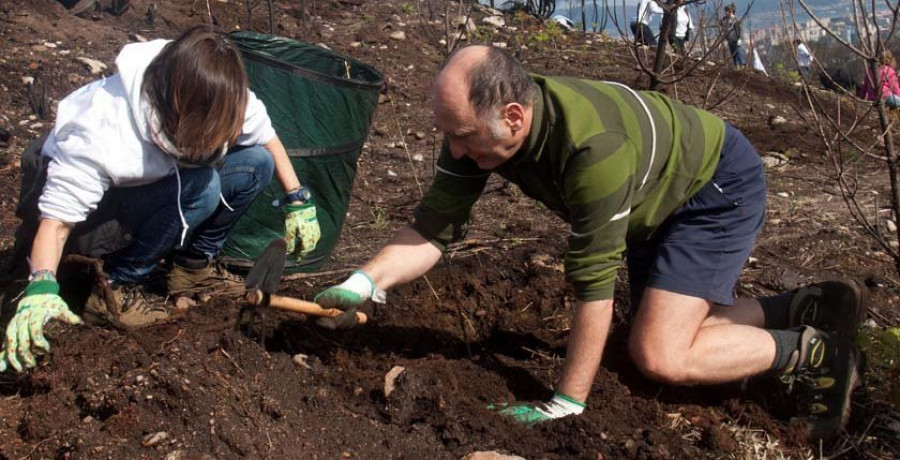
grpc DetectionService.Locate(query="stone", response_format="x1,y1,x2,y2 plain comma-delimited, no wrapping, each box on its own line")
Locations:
21,76,34,85
492,42,507,49
464,17,477,35
412,154,423,162
174,296,196,311
292,354,312,370
769,115,787,126
482,16,506,28
349,41,362,48
887,219,897,233
384,365,406,398
131,33,148,42
776,192,790,198
761,153,788,168
315,42,331,50
462,452,526,460
142,431,168,447
472,4,502,15
389,31,406,41
75,56,107,75
414,131,426,140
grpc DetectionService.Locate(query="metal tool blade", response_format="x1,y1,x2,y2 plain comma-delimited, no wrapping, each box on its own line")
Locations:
244,238,287,294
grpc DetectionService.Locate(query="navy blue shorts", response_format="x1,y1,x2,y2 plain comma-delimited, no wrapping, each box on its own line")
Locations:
626,124,766,307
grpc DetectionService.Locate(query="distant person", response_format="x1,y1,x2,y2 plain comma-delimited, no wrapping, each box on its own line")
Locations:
631,0,663,46
720,4,745,68
860,50,900,107
668,5,694,57
795,39,814,78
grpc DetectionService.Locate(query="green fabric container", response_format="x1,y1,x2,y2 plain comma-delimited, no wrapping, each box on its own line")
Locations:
221,31,384,272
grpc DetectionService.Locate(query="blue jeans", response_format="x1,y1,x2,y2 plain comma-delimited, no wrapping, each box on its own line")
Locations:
728,40,746,66
104,145,274,283
886,94,900,108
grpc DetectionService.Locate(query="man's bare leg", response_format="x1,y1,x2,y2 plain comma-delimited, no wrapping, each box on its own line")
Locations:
628,288,775,384
702,298,765,328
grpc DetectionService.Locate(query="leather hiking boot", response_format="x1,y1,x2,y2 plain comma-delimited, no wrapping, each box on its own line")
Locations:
167,263,245,297
786,280,866,341
84,282,170,328
782,326,863,442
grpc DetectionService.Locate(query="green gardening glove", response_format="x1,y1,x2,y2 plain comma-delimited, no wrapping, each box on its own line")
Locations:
0,275,82,373
285,203,321,261
488,393,586,426
314,270,385,310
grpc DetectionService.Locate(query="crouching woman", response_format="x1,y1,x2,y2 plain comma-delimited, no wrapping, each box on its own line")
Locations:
1,26,320,372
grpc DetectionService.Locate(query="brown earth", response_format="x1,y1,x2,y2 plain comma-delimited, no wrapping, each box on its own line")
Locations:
0,0,898,459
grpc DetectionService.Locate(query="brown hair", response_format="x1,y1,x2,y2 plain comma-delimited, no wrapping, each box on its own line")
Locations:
881,50,896,68
142,26,248,162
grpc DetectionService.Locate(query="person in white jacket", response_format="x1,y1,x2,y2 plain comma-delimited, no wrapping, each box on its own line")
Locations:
667,5,694,56
630,0,663,46
795,39,814,78
0,26,321,373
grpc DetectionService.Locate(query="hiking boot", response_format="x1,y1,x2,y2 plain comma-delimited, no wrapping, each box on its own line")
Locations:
84,281,170,328
786,280,866,340
782,326,863,442
167,263,245,297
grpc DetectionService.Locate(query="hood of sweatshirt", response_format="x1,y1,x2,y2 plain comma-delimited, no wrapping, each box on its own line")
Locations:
115,39,174,150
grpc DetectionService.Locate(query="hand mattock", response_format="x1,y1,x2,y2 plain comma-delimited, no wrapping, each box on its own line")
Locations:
241,238,367,329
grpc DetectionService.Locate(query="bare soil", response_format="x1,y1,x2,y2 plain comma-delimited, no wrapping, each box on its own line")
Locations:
0,1,898,459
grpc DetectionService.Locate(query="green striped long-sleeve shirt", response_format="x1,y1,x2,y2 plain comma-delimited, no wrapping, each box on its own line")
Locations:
412,75,726,301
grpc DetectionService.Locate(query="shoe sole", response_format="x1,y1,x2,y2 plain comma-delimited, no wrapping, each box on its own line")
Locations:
796,344,863,442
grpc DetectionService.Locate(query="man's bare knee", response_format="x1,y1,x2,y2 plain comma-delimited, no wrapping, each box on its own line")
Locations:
628,338,692,385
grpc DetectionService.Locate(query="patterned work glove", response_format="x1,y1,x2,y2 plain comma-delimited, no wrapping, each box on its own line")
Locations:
488,393,586,426
284,203,321,260
314,270,386,309
0,273,82,373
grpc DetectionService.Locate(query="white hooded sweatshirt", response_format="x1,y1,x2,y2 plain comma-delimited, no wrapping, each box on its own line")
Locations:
39,39,276,225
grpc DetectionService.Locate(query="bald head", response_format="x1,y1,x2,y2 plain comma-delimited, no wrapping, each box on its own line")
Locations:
434,45,537,118
431,45,537,170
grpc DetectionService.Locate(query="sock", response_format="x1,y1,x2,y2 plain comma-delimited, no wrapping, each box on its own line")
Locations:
758,292,793,329
766,328,803,372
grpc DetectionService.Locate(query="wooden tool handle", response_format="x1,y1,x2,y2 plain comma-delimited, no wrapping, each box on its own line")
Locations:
250,290,367,324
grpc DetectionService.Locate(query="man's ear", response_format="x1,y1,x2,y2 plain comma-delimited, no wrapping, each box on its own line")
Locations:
503,103,526,133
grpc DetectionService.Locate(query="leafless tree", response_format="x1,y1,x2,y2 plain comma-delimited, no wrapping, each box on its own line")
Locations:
607,0,756,101
783,0,900,274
